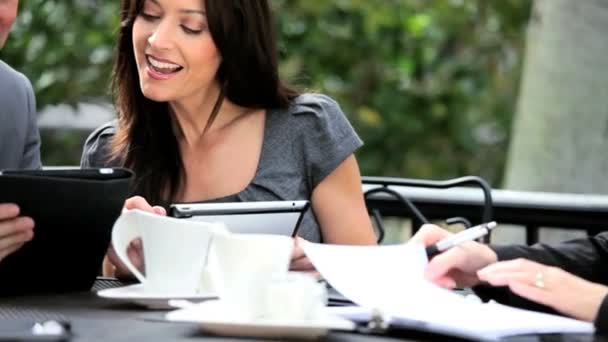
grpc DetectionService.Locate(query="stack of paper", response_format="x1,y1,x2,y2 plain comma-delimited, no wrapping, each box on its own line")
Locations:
301,242,594,341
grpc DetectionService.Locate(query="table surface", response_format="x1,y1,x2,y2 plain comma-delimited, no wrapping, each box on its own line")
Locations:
0,280,605,342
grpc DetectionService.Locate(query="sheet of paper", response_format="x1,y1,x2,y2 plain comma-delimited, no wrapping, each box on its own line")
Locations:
302,242,595,341
301,242,464,314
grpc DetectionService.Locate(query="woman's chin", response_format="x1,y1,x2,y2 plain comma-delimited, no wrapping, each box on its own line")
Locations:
141,89,173,103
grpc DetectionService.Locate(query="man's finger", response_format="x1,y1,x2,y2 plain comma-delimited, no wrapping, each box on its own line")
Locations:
0,230,33,251
0,203,19,220
0,216,34,239
0,241,26,262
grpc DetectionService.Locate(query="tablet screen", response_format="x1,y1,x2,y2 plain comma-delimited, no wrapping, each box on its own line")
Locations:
169,200,310,237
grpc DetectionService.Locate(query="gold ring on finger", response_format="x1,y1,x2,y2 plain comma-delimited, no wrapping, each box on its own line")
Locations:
535,271,545,289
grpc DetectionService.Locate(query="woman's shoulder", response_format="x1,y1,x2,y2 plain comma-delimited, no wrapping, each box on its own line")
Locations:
278,93,358,141
288,93,343,118
80,120,118,167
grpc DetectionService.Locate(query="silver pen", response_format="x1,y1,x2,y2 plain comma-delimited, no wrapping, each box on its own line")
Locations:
425,221,497,258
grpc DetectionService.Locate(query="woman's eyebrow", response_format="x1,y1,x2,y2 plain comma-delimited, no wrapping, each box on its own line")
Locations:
180,9,205,16
149,0,205,16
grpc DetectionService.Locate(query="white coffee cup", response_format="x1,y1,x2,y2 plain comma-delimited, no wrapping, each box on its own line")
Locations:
112,209,227,294
206,233,294,318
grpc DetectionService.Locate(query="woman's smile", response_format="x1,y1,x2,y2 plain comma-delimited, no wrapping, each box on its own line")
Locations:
145,54,183,80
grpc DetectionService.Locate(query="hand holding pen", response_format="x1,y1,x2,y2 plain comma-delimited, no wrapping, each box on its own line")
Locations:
425,222,497,258
410,222,500,289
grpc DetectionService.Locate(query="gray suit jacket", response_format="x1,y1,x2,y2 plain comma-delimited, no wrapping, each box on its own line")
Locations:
0,59,41,170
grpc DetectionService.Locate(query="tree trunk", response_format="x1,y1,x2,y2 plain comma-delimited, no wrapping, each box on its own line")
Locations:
504,0,608,194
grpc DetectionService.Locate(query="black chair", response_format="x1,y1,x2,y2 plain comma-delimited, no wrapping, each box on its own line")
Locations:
362,176,494,243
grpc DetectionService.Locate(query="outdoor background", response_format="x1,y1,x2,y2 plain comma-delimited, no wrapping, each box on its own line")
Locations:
3,0,608,242
0,0,531,184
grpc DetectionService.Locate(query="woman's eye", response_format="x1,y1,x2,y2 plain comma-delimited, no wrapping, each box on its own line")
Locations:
140,12,160,21
181,25,203,35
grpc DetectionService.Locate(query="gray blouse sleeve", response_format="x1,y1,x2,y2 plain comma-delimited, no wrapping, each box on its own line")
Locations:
80,121,119,168
291,94,363,190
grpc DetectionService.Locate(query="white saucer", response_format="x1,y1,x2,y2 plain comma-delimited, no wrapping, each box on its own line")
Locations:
97,284,217,309
166,300,356,339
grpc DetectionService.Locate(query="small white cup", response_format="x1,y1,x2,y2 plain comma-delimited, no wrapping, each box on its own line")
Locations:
257,272,328,321
112,209,227,294
207,234,294,317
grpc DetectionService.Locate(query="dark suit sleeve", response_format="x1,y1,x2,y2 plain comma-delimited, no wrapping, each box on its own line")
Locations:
80,121,119,168
17,73,41,170
474,232,608,319
595,295,608,332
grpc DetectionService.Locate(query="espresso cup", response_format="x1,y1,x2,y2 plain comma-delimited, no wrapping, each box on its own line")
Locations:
257,272,328,321
206,233,294,317
112,209,228,294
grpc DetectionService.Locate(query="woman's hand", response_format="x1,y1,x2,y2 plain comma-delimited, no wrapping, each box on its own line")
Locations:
103,196,166,278
0,203,34,263
289,237,320,278
409,224,498,288
478,258,608,322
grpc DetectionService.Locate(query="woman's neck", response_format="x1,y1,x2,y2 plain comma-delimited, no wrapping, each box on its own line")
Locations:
169,86,246,148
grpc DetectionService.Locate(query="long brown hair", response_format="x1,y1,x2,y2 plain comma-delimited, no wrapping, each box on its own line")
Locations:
111,0,299,206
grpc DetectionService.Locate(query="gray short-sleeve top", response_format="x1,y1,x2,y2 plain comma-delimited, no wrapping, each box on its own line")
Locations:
80,93,363,242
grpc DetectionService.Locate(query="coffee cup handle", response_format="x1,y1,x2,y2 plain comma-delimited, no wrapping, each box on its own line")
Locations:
111,210,147,284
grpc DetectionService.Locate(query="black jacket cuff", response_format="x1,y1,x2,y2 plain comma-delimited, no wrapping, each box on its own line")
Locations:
595,294,608,332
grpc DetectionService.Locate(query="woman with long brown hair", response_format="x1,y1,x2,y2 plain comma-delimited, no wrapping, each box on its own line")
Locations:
81,0,376,277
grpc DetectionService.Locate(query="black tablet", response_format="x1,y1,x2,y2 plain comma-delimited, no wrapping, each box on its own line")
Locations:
0,168,133,295
170,200,310,237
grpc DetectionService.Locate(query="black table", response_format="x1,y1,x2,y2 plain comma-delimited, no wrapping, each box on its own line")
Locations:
0,280,605,342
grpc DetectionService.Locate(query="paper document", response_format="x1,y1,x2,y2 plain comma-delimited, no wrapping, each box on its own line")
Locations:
302,242,594,341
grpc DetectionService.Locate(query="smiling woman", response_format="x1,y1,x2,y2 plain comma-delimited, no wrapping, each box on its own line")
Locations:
80,0,377,278
133,0,219,102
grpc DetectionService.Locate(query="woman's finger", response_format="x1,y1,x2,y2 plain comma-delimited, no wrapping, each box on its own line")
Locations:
291,237,306,259
433,276,457,289
127,238,144,270
124,196,155,212
290,255,315,271
152,206,167,216
409,224,452,246
478,271,532,287
296,270,322,280
478,258,541,276
507,279,552,307
425,246,467,281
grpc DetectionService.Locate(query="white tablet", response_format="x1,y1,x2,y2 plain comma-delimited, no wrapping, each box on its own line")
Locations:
169,200,310,237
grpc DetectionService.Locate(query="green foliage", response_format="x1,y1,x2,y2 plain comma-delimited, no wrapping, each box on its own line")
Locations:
1,0,118,107
275,0,531,184
1,0,530,185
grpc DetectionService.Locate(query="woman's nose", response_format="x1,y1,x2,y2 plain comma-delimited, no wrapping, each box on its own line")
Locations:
147,20,173,50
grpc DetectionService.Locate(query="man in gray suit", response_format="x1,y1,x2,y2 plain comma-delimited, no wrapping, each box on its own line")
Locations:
0,0,37,263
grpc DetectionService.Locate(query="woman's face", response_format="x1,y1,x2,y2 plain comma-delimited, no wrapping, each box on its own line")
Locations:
0,0,19,50
132,0,221,103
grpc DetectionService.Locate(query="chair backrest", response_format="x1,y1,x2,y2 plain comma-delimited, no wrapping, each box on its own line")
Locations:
362,176,494,243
